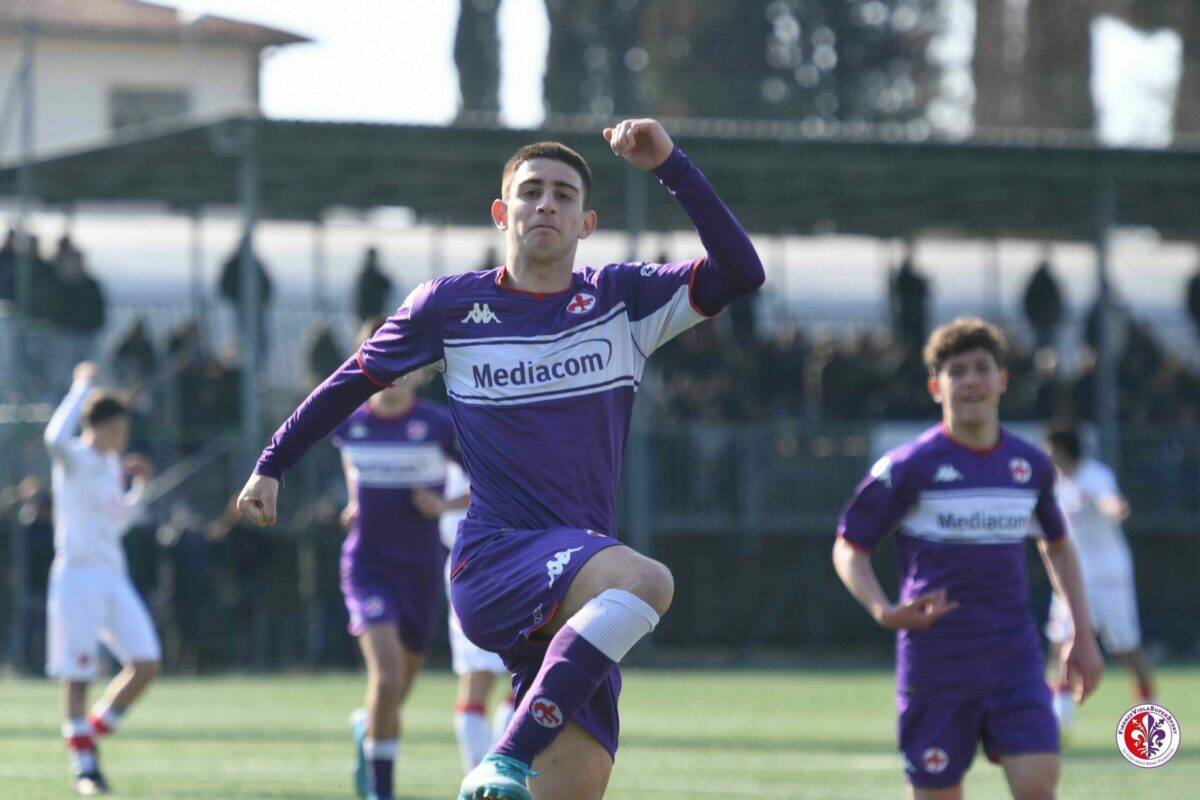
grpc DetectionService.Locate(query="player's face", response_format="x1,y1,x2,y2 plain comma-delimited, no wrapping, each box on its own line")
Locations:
93,416,130,453
492,159,597,264
928,348,1007,426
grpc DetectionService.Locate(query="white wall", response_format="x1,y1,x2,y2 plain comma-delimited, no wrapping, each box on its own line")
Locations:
0,33,258,160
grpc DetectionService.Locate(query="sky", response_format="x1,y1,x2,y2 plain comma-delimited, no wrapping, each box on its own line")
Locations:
179,0,549,128
178,0,1183,145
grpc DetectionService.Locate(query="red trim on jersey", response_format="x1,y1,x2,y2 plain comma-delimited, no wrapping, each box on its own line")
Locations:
836,530,872,553
686,257,716,318
494,266,575,300
455,702,487,715
941,423,1003,455
449,559,469,581
356,351,393,389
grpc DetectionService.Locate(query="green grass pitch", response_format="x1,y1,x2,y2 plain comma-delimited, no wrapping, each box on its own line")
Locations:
1,666,1195,798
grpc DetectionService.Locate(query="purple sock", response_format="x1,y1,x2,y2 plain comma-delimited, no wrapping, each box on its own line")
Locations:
370,758,393,798
492,626,615,766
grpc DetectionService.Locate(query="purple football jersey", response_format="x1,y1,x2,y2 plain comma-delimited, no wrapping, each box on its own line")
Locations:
359,261,710,555
331,399,457,567
838,425,1067,694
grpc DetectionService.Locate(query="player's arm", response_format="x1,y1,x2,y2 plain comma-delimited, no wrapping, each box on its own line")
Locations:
832,537,959,631
1035,473,1104,701
44,361,96,464
604,118,765,315
1039,537,1103,701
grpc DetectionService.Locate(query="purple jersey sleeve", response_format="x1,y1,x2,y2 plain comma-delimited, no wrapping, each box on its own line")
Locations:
255,359,380,479
1034,461,1067,542
651,147,764,316
837,451,917,552
358,279,445,385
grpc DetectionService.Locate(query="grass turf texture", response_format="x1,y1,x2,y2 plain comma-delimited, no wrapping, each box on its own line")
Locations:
1,667,1195,799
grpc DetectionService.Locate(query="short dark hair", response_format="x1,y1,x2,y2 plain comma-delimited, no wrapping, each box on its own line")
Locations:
923,317,1008,375
501,141,592,209
1046,423,1084,461
83,392,128,428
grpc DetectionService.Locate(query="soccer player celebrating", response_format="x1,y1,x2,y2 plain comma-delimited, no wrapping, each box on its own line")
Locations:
333,318,460,800
832,319,1103,800
44,362,161,796
418,462,515,773
236,118,764,799
1043,423,1155,731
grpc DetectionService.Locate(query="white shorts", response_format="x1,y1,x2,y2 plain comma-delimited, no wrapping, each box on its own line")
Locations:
47,565,161,681
1046,585,1142,653
445,559,506,676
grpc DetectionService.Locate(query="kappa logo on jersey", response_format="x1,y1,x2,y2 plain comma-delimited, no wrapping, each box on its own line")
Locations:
405,420,428,441
461,302,501,324
348,423,368,439
530,697,564,728
921,747,949,774
934,464,964,483
640,263,657,277
566,292,596,315
1010,457,1032,484
546,546,584,588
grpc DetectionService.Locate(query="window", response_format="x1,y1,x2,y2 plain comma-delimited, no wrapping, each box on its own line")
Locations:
109,88,189,130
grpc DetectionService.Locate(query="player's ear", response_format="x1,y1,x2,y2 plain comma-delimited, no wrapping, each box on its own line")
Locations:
491,199,509,231
578,209,598,240
998,367,1009,394
926,375,942,404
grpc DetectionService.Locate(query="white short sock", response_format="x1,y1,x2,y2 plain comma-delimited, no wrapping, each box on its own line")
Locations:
566,588,660,662
362,737,398,761
1053,688,1075,730
454,708,492,772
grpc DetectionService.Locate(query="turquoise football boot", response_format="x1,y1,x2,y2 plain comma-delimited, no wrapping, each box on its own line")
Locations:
457,754,537,800
349,708,368,799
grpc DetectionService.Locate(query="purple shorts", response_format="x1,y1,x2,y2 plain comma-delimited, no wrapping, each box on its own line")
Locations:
898,676,1058,788
450,526,624,757
341,557,443,653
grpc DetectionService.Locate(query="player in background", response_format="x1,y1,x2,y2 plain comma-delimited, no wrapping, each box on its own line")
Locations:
832,319,1103,800
236,118,764,799
44,362,161,796
334,317,460,800
1044,423,1156,731
413,462,515,773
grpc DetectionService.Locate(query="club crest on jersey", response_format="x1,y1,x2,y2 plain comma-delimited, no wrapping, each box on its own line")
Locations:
1009,457,1032,484
362,596,385,619
566,292,596,315
348,423,368,439
921,747,949,774
405,420,428,440
462,303,501,324
530,697,564,728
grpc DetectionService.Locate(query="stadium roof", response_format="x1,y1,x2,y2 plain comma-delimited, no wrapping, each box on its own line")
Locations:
2,113,1200,241
0,0,309,47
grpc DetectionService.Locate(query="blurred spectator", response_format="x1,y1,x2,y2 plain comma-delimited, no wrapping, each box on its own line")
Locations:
1022,259,1064,350
219,236,273,359
888,256,929,350
1186,259,1200,340
157,503,223,672
111,318,158,386
49,240,106,384
15,476,54,673
306,322,343,387
354,246,393,322
0,229,15,303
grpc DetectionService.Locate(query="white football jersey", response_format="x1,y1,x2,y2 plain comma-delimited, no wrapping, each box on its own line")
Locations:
1055,458,1132,584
